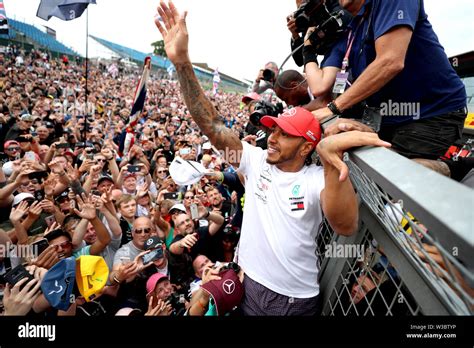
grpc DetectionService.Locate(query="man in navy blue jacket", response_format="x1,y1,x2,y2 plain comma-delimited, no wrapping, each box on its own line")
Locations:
307,0,467,160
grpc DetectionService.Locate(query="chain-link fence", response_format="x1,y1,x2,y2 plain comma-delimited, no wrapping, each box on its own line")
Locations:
318,147,473,316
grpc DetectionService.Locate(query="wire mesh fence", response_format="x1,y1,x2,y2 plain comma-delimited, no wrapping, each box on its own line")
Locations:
317,153,473,316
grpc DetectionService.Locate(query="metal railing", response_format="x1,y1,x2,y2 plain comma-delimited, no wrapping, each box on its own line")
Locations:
318,147,473,316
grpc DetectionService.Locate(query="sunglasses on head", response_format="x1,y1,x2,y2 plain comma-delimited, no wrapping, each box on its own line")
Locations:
133,227,151,234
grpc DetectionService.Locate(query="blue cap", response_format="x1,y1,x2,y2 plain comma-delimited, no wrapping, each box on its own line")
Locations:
41,257,76,311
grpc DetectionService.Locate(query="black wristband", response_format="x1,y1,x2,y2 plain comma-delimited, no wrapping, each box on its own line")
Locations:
302,45,318,66
327,101,342,115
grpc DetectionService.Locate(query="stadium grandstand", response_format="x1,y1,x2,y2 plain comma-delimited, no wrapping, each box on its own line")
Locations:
90,34,250,93
0,18,77,58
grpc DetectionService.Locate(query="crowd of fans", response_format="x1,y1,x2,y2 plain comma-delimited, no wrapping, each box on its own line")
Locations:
0,46,250,316
0,0,471,318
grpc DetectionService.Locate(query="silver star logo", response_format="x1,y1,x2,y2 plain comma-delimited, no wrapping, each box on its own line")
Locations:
222,279,235,295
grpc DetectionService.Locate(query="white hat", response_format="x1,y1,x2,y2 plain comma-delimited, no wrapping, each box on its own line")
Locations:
13,192,35,206
169,157,206,186
202,142,212,150
2,161,14,176
169,203,187,213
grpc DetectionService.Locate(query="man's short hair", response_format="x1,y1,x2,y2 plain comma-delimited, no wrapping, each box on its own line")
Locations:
63,214,81,227
115,194,135,209
275,69,305,90
45,228,72,243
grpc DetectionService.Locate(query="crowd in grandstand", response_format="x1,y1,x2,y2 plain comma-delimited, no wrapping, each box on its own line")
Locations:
0,0,471,317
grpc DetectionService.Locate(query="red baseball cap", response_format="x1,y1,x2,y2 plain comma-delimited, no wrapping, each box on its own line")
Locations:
261,107,321,147
241,92,261,104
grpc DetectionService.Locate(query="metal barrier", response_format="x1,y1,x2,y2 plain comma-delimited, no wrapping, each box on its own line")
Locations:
318,147,473,316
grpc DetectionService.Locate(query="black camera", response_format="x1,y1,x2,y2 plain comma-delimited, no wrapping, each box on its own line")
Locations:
262,69,275,82
220,262,241,274
293,0,350,54
165,292,187,316
249,100,284,127
4,264,35,290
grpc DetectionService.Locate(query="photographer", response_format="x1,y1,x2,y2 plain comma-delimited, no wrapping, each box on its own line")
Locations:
310,0,467,161
251,61,279,101
243,98,283,150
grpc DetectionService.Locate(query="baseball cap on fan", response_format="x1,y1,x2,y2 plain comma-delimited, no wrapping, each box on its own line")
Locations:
260,107,322,147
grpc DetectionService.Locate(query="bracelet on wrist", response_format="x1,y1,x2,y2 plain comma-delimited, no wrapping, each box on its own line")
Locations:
113,275,122,284
327,100,342,115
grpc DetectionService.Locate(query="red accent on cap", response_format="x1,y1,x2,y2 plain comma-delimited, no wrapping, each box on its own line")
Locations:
260,107,321,147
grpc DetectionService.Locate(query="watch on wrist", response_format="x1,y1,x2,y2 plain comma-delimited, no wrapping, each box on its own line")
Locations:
327,100,342,115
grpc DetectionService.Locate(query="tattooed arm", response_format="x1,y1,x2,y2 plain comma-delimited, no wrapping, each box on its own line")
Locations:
174,63,243,166
154,1,243,166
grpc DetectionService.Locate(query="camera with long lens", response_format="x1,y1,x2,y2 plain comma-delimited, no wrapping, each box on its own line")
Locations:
293,0,350,54
249,100,284,127
165,292,187,316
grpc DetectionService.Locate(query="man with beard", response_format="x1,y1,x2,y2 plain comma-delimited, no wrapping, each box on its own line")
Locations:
154,1,391,315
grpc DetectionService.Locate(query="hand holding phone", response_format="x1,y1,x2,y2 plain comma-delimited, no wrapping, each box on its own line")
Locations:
24,151,36,161
44,215,56,228
163,192,179,200
142,248,164,265
31,238,50,257
56,143,70,149
127,165,140,173
3,265,35,290
190,203,199,220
